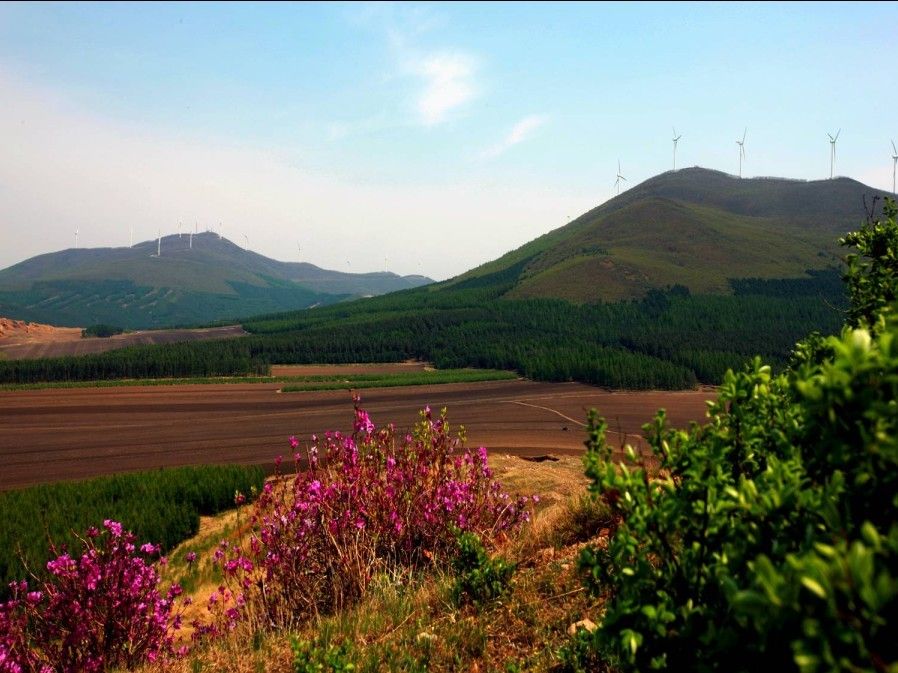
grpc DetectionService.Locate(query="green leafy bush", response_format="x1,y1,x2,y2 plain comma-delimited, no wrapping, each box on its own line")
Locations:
572,200,898,672
81,323,124,338
292,636,356,673
451,531,515,607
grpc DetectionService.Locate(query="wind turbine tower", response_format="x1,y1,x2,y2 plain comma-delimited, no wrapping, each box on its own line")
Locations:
157,229,161,257
892,140,898,196
243,234,249,251
672,128,682,171
614,160,626,196
178,221,182,238
74,228,79,249
828,129,841,179
736,128,746,178
129,224,133,248
219,222,223,240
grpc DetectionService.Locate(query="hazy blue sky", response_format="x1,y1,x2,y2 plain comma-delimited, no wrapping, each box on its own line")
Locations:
1,2,897,278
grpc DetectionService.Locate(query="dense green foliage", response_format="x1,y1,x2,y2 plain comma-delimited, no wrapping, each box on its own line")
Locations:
0,266,844,389
280,369,517,392
0,340,269,383
842,200,898,329
81,323,124,338
292,636,357,673
451,531,516,607
572,201,898,671
0,464,265,600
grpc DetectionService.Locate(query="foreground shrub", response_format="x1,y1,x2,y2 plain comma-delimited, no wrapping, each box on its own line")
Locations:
212,401,533,630
0,521,183,672
451,531,515,607
572,201,898,671
291,636,356,673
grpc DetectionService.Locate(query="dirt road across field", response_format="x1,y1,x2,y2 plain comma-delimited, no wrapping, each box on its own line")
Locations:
0,324,246,360
0,379,714,490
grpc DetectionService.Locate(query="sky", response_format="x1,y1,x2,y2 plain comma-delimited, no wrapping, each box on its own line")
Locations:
1,1,897,279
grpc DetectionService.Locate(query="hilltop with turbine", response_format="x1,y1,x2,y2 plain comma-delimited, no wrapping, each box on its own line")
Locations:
443,167,889,303
0,233,433,329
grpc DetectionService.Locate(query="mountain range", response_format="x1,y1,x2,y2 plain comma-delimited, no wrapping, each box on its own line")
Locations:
0,233,432,328
0,168,889,330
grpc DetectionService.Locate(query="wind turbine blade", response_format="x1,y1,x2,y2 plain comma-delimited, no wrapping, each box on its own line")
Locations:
892,139,896,155
742,127,747,143
835,128,841,141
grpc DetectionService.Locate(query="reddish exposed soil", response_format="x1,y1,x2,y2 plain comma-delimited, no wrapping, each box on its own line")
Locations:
0,324,246,360
0,378,714,490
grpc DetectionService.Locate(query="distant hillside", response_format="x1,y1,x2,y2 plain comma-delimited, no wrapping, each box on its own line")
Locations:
0,233,433,328
450,168,888,302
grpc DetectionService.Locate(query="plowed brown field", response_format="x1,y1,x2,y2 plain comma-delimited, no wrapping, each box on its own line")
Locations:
0,378,714,490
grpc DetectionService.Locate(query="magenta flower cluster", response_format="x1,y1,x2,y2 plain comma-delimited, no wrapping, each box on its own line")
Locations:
0,521,183,673
211,400,534,629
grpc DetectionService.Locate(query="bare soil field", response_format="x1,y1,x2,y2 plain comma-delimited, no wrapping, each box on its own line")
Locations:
0,378,714,490
0,324,246,360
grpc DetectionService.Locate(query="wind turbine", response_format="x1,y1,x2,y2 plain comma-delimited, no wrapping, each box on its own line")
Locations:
156,229,161,257
828,129,841,179
129,224,133,248
243,234,249,251
178,221,182,238
218,222,223,240
189,227,193,250
297,243,302,260
74,228,79,249
892,140,898,196
614,160,626,196
736,128,747,178
672,128,682,171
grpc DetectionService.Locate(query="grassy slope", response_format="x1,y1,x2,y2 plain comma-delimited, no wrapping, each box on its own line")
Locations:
146,456,604,673
448,168,885,302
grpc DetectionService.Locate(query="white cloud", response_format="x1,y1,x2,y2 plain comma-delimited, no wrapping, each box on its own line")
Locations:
481,115,548,159
413,51,476,126
0,72,592,281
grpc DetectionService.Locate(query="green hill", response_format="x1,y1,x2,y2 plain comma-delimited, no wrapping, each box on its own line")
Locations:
0,233,433,328
451,167,887,302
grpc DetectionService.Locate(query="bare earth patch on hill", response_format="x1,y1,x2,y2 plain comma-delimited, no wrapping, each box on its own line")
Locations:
0,321,246,360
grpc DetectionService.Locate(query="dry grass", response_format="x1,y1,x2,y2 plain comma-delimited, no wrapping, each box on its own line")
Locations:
140,455,609,673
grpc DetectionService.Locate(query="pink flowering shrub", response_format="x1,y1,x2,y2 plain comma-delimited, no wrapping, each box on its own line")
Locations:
213,400,533,629
0,521,182,673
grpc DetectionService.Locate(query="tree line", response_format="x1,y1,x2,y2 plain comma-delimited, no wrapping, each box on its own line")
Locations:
0,270,845,390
